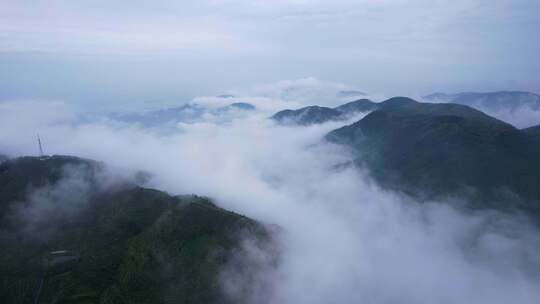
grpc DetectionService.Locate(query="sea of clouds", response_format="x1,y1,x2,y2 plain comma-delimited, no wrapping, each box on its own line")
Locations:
1,80,540,303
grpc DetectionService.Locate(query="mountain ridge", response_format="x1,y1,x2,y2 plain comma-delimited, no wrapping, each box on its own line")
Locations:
325,97,540,218
271,98,377,125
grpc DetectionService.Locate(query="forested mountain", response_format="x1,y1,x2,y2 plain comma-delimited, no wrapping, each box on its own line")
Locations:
271,99,377,125
326,97,540,218
0,155,274,303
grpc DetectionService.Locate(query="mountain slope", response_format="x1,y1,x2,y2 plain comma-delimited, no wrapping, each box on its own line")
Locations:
271,106,343,125
0,155,274,303
271,99,377,125
326,97,540,216
523,124,540,142
334,99,378,115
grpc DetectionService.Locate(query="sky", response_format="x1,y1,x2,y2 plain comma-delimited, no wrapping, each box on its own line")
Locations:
1,0,540,108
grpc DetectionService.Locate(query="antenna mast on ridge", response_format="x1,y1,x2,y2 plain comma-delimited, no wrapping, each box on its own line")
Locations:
37,134,44,157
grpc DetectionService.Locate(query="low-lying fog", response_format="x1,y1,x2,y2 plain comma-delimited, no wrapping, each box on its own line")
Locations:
1,96,540,304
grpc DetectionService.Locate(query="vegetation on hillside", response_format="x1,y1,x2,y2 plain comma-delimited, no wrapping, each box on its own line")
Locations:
0,156,275,304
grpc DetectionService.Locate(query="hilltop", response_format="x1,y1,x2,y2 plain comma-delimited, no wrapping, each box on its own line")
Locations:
326,97,540,217
271,99,377,125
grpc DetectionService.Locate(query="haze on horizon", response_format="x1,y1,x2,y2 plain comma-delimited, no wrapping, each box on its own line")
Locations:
1,0,539,109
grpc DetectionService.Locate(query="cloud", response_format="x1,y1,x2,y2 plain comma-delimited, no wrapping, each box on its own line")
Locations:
1,100,539,303
5,161,138,240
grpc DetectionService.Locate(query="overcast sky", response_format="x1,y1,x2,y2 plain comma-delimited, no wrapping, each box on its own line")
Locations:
1,0,539,108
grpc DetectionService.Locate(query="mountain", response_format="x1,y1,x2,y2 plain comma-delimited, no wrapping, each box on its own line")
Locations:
219,102,256,111
109,104,205,126
334,99,378,115
423,91,540,111
523,124,540,142
271,106,343,126
271,99,377,126
110,102,256,127
326,97,540,217
0,155,274,303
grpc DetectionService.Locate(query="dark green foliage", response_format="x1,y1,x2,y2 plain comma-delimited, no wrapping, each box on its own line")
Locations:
326,98,540,217
0,156,272,304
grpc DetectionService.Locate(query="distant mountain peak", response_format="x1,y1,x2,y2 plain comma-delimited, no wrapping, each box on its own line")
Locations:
379,96,418,107
271,99,377,126
108,101,257,127
271,106,343,126
334,99,378,114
